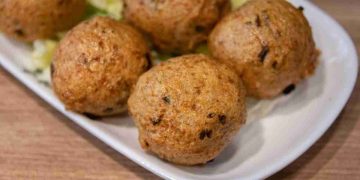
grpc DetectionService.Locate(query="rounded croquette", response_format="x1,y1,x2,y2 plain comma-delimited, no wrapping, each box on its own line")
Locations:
52,16,151,116
128,54,246,165
209,0,319,99
0,0,86,42
123,0,230,54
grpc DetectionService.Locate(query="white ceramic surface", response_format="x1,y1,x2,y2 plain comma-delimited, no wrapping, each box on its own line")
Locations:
0,0,358,179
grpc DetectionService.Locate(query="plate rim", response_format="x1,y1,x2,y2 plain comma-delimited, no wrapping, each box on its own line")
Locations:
256,1,359,179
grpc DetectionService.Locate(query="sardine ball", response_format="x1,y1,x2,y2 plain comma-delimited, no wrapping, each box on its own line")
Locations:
209,0,318,99
123,0,230,54
128,54,246,165
0,0,86,42
52,16,151,116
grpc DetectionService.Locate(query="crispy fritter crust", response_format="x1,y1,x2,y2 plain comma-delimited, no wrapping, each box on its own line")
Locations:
209,0,318,99
52,17,151,116
128,54,246,165
0,0,86,42
124,0,230,54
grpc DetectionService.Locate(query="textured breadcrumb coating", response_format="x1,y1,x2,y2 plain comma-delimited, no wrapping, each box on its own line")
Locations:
0,0,86,42
209,0,318,99
52,17,151,116
128,54,246,165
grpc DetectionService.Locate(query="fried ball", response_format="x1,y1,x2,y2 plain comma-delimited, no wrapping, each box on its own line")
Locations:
123,0,230,54
52,16,151,116
128,54,246,165
0,0,86,42
209,0,318,99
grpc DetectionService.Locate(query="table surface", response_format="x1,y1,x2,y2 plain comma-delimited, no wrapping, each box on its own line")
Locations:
0,0,359,179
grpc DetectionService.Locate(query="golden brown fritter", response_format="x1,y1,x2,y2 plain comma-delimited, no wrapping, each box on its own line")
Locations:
209,0,318,99
0,0,86,42
52,16,151,116
128,54,246,165
123,0,230,54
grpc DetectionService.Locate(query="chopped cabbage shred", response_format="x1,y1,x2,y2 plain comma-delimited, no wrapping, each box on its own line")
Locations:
87,0,123,20
31,40,57,70
231,0,248,10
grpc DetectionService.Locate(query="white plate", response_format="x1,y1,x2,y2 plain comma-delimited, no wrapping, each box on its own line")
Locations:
0,0,358,179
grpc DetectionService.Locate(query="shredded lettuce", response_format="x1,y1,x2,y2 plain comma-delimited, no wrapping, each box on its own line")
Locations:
195,44,210,55
231,0,248,10
31,40,58,70
87,0,123,20
27,40,58,84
